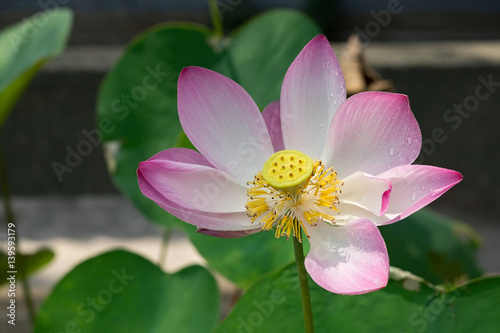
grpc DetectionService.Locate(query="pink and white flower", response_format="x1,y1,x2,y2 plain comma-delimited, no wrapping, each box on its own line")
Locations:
137,35,462,295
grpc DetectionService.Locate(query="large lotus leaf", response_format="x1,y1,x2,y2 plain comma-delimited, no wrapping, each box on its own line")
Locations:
215,263,500,333
34,250,219,333
381,208,482,285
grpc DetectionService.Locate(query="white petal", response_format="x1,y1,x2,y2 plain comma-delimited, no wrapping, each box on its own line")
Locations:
178,67,274,184
281,35,346,157
340,172,391,216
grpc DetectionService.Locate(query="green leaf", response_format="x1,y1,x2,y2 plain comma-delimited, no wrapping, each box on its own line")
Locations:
381,208,482,285
35,250,219,333
1,248,54,284
97,23,219,229
0,8,73,127
215,263,500,333
223,9,322,108
188,229,295,289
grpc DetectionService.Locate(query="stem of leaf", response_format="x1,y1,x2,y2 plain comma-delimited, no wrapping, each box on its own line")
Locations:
158,228,173,269
0,146,36,326
207,0,242,86
0,147,14,228
208,0,224,38
293,233,315,333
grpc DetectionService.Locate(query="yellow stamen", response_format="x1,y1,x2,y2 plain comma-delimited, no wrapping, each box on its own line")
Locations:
246,150,343,242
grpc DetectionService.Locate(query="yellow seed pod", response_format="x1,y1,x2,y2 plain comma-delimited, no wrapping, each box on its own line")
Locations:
262,150,313,189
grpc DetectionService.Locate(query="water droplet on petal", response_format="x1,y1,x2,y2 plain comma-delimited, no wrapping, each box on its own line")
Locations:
407,137,412,145
411,193,416,201
388,148,395,156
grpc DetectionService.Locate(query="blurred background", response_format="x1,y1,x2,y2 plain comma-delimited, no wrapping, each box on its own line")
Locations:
2,0,500,43
1,0,499,330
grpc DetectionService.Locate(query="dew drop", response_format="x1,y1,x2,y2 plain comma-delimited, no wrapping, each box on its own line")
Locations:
411,193,416,201
407,137,412,145
388,148,395,156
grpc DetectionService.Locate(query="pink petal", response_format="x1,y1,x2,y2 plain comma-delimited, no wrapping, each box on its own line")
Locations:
138,148,247,213
304,218,389,295
340,172,391,216
139,158,247,214
138,151,259,232
325,92,422,179
262,100,285,152
147,147,214,167
281,35,346,158
178,67,274,184
375,165,463,225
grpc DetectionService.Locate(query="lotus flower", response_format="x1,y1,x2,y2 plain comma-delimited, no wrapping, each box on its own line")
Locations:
137,35,462,295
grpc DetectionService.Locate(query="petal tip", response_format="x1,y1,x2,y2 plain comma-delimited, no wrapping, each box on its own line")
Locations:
454,170,464,182
304,34,335,55
178,66,192,79
311,34,328,44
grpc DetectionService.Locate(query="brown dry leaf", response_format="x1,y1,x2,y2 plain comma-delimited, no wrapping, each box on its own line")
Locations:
339,34,396,96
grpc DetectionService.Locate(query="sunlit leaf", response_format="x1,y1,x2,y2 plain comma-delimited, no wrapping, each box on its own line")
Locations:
215,263,500,333
35,250,219,333
0,8,72,127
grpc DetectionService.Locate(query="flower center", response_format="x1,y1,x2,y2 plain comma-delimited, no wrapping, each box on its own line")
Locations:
246,150,343,242
262,150,314,189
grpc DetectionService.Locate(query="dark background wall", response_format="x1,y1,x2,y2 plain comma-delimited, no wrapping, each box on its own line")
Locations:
1,0,500,44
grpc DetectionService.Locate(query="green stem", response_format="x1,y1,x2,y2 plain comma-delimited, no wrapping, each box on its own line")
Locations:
21,278,36,325
0,147,14,227
293,234,315,333
158,228,173,269
0,146,36,326
209,0,224,38
207,0,242,85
